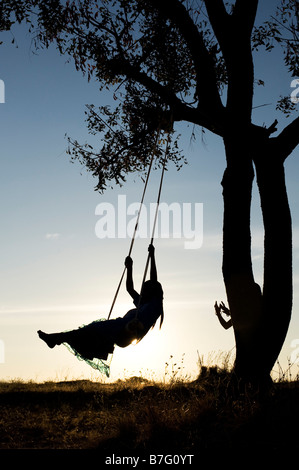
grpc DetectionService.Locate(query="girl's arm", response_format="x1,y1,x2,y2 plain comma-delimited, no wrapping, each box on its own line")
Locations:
125,256,139,299
214,301,232,330
148,244,157,282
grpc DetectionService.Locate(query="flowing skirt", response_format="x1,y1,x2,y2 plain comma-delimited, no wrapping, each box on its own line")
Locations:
61,317,125,377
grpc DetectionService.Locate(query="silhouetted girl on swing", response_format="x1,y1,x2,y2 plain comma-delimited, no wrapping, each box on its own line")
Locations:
38,244,164,367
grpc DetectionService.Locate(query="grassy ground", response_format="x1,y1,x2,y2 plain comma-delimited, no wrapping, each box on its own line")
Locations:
0,367,299,464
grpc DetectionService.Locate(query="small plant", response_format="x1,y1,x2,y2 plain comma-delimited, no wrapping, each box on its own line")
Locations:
164,353,189,384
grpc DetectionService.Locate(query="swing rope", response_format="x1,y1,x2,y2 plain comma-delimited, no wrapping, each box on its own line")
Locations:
107,129,163,320
137,132,170,298
129,133,170,332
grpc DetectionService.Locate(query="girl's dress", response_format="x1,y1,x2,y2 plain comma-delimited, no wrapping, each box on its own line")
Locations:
61,293,163,377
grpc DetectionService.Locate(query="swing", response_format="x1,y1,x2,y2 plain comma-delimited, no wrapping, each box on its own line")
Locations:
107,129,169,321
89,128,171,372
38,126,171,379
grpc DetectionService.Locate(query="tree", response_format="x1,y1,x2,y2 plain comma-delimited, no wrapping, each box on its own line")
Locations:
2,0,299,388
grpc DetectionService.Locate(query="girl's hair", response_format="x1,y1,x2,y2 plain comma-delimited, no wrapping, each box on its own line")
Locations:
141,280,163,300
140,280,164,328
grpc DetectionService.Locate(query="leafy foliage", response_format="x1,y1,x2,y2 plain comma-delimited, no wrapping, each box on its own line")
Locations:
1,0,298,190
252,0,299,117
2,1,226,191
33,0,205,190
0,0,32,41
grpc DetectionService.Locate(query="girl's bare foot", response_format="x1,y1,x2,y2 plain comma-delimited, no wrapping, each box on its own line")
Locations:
37,330,58,349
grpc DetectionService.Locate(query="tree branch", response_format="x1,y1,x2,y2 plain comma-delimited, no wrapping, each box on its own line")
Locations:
233,0,259,37
109,57,224,135
203,0,231,53
204,0,257,125
148,0,224,117
272,115,299,161
204,0,258,51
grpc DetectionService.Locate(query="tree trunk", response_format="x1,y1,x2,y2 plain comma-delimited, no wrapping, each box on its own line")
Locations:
254,142,293,375
222,133,264,386
222,133,293,388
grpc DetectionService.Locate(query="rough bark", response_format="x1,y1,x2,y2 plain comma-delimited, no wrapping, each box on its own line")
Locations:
222,131,265,386
222,127,293,388
254,139,293,375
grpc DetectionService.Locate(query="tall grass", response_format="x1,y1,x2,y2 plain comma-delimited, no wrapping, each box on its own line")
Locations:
0,354,299,454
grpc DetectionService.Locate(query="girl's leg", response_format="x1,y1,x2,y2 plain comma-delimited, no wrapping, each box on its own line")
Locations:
38,330,65,349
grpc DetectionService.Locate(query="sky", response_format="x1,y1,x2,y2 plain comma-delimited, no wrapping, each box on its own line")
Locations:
1,1,299,383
